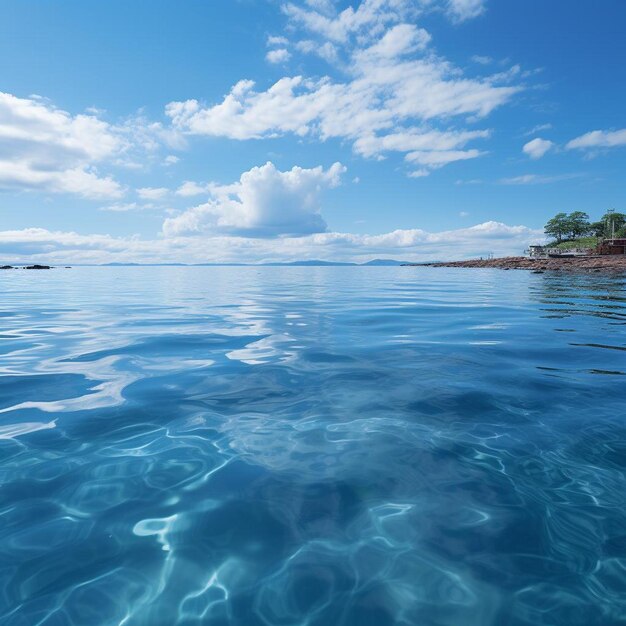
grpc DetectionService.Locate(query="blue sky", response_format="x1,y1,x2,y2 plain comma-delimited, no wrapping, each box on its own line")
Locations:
1,0,625,263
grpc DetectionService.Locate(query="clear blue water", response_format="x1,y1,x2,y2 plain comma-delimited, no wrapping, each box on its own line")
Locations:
1,266,625,626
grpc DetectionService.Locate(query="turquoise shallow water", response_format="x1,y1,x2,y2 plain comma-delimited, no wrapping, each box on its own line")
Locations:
1,266,625,625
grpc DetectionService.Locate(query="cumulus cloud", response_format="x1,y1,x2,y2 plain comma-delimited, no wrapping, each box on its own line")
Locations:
165,63,516,175
0,228,141,261
295,40,338,63
176,181,209,197
163,161,346,237
282,0,484,31
165,0,519,177
281,0,415,44
0,92,125,198
266,48,292,64
566,128,626,151
267,35,289,46
0,92,184,199
137,186,169,200
166,70,516,141
0,221,542,265
522,137,554,159
355,23,431,60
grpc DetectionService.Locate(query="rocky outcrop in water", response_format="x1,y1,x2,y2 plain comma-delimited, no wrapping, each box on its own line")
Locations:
0,264,53,270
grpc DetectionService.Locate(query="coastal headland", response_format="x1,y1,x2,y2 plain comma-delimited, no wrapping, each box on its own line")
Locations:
414,256,626,272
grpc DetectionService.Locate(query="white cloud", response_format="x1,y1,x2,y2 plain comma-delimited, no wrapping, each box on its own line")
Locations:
471,55,492,65
164,155,180,166
455,178,482,185
281,0,413,44
163,161,346,238
0,228,143,261
524,123,552,136
0,221,542,265
408,169,430,178
0,92,125,198
267,35,289,46
281,0,487,47
447,0,486,23
522,137,554,159
165,0,520,177
99,202,140,212
353,128,489,156
405,148,484,170
355,23,431,60
566,128,626,150
166,61,516,144
0,92,183,198
303,0,335,13
266,48,292,64
176,181,209,197
500,173,580,185
295,40,338,62
166,61,517,176
137,186,169,200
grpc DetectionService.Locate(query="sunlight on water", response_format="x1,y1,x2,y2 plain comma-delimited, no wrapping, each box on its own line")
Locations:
0,266,625,625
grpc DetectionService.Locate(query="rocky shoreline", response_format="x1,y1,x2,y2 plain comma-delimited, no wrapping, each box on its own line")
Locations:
412,256,626,272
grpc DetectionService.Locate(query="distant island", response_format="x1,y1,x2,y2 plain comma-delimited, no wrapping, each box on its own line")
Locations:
98,259,412,267
0,259,414,269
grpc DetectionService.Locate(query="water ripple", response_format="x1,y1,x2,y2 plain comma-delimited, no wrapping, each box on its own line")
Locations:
0,266,625,625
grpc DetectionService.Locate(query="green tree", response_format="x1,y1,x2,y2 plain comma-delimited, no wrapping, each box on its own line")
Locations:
566,211,591,239
590,210,626,238
590,219,607,237
544,213,569,242
602,210,626,238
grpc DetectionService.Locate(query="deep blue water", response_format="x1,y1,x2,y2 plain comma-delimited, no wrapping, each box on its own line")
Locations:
1,266,625,626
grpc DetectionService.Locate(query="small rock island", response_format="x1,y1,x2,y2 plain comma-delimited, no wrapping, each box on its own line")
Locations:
0,264,52,270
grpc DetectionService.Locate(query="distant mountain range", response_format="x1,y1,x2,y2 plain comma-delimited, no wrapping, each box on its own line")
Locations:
99,258,412,267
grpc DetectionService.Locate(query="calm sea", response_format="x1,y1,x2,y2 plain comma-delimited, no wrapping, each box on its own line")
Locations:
1,266,625,625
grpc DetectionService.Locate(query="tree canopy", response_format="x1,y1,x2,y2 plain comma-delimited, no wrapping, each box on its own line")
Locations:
590,210,626,239
544,213,571,242
544,210,626,242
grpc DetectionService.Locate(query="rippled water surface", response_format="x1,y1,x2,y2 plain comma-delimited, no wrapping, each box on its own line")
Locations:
1,266,626,625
